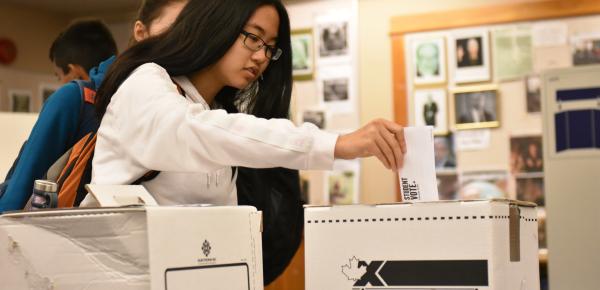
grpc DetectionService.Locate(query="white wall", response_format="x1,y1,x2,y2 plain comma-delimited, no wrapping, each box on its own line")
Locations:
0,113,38,180
0,6,136,181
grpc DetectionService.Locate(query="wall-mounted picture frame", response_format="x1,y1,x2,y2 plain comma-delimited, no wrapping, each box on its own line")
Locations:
434,135,456,169
325,160,360,205
318,65,355,113
315,12,352,65
291,28,315,81
449,29,491,84
571,32,600,66
410,37,446,85
459,170,509,200
413,88,448,135
437,172,459,200
302,109,326,129
492,26,533,81
8,89,33,113
525,75,541,113
516,176,545,206
318,20,348,59
39,82,61,107
510,135,543,174
451,85,500,130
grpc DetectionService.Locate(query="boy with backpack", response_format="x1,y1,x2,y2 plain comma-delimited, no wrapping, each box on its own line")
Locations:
0,20,117,212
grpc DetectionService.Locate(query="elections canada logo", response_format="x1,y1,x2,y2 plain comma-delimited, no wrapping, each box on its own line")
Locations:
341,256,383,287
202,240,212,257
341,256,366,281
341,256,489,288
197,239,217,264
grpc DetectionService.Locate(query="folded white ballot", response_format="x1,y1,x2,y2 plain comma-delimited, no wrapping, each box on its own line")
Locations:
398,126,439,201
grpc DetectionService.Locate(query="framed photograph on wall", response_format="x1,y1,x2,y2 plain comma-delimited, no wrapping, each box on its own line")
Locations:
437,172,459,200
571,32,600,66
434,135,456,169
449,29,491,84
291,28,314,81
410,37,446,85
8,89,33,113
318,20,348,59
525,75,541,113
39,83,61,107
413,88,447,135
325,160,360,205
510,135,543,174
492,26,533,81
451,85,499,130
516,176,545,206
318,65,355,113
302,109,327,129
459,170,509,200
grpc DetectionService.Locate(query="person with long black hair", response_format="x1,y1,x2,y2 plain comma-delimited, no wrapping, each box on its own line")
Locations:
85,0,406,206
83,2,406,282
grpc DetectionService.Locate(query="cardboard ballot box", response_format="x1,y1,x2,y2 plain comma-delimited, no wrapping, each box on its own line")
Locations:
305,199,539,290
0,206,263,290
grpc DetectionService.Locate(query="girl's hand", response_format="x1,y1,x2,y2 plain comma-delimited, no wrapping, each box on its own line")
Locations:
334,119,407,171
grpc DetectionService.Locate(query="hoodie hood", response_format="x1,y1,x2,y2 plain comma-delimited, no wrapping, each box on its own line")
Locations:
88,55,116,89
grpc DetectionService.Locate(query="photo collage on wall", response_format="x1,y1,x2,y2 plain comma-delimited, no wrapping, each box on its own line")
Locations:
406,23,560,213
1,82,60,113
291,8,359,205
404,21,576,250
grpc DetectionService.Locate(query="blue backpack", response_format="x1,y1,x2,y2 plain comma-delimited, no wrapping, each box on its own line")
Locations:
0,80,100,204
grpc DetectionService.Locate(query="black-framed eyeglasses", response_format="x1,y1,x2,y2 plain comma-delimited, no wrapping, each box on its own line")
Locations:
240,30,283,61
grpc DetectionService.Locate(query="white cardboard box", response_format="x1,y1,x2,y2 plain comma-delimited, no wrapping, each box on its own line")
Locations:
0,206,263,290
305,199,539,290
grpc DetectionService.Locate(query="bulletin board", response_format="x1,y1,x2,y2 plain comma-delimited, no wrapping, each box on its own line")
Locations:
390,0,600,201
390,0,600,269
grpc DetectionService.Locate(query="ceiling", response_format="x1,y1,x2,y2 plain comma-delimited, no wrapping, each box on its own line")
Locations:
2,0,140,16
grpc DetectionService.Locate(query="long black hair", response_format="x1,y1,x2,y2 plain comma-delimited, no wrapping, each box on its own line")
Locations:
95,0,300,284
95,0,292,120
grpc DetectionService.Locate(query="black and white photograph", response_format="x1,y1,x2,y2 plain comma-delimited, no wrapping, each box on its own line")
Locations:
525,75,541,113
434,135,456,169
571,33,600,65
413,89,447,134
318,21,348,58
9,89,33,113
323,77,349,102
411,37,446,85
453,86,499,130
449,29,491,84
319,65,355,113
302,110,326,129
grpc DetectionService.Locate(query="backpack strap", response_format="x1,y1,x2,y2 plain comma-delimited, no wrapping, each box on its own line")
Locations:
71,79,99,146
132,171,160,185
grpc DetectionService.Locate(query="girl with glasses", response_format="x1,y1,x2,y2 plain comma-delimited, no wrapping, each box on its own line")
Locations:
86,0,406,207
